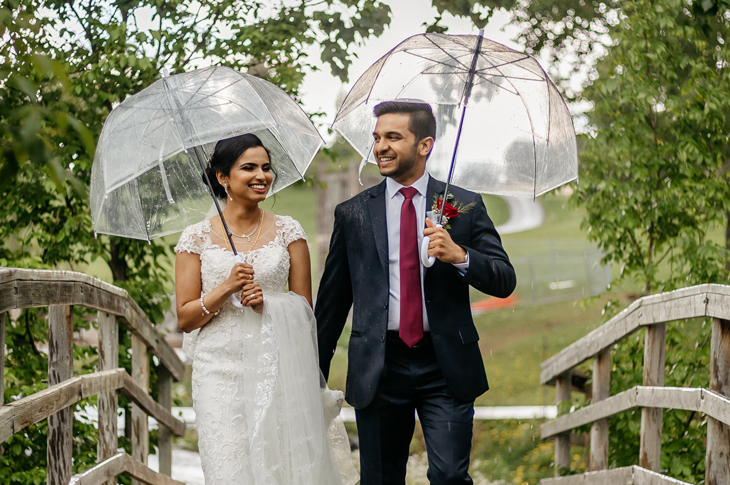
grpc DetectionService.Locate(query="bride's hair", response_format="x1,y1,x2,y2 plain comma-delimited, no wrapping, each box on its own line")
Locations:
204,134,276,199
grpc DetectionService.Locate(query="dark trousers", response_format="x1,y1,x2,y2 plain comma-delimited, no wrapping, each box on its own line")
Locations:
355,332,474,485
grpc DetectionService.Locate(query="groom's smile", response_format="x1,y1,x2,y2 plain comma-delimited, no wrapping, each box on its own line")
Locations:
372,113,423,185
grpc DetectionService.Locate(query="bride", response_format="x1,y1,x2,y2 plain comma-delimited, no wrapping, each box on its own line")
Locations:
174,134,356,484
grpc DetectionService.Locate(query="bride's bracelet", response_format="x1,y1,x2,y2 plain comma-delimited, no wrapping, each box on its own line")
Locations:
200,294,221,317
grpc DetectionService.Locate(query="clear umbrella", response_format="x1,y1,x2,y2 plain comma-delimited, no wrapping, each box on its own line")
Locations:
333,31,578,200
91,66,323,246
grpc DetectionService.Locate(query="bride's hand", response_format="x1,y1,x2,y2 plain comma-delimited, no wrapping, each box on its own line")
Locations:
224,263,255,295
242,282,264,313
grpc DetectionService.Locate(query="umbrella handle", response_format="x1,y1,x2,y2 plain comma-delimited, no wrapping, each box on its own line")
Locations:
421,224,442,268
230,254,245,308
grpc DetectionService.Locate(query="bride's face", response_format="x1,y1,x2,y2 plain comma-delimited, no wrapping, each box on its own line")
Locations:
222,146,273,205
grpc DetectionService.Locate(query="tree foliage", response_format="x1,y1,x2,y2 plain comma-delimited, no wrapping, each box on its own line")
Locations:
0,0,391,481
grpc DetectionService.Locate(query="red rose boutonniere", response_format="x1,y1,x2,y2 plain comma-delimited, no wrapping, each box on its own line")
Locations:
427,193,476,229
436,199,460,219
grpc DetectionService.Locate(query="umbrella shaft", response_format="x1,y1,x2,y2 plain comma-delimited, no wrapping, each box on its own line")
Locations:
440,30,484,226
193,146,239,257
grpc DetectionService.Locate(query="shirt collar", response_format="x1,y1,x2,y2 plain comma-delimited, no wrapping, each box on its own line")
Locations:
386,171,429,200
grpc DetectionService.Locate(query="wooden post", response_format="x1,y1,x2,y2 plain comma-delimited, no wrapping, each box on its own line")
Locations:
706,318,730,485
555,372,571,477
1,312,5,456
158,366,173,476
48,305,74,485
97,311,118,485
640,323,665,472
590,348,611,471
131,334,149,485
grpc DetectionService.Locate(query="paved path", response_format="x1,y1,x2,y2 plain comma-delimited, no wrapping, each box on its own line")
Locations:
494,196,545,235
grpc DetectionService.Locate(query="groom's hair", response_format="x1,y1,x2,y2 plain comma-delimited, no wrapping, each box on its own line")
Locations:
374,101,436,146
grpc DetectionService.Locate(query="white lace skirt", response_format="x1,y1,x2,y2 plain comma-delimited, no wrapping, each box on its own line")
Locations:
187,292,357,485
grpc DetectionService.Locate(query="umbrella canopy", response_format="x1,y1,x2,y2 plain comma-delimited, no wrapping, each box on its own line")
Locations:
333,33,578,198
91,66,323,241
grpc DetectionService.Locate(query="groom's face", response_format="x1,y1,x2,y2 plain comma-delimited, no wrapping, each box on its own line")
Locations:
372,113,424,185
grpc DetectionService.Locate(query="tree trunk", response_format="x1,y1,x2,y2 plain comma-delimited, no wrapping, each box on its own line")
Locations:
109,237,128,282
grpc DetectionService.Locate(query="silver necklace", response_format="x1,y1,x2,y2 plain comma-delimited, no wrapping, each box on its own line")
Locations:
227,209,263,242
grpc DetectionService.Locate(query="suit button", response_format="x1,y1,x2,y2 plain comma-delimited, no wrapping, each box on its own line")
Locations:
383,303,388,309
381,335,385,342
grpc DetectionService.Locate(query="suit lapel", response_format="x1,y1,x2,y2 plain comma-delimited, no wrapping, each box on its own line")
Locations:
425,176,446,276
426,176,446,218
367,180,388,270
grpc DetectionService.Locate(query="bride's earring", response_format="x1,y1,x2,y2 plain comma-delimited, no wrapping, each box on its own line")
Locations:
224,183,233,201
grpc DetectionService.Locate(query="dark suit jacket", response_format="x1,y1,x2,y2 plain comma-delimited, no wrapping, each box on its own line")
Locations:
315,176,516,409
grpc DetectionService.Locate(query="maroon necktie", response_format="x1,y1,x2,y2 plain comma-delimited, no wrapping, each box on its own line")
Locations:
399,187,423,347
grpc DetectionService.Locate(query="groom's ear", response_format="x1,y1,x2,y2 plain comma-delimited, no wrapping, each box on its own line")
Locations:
418,137,434,158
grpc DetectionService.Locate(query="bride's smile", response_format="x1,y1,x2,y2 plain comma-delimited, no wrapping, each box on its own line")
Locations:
220,146,273,204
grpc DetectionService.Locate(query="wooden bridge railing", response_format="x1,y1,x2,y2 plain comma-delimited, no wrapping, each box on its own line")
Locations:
0,268,186,485
540,283,730,485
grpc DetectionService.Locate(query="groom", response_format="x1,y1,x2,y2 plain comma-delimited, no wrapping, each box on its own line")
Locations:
315,101,516,484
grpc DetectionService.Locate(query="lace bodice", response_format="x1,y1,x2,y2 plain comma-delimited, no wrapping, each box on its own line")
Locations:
174,214,307,296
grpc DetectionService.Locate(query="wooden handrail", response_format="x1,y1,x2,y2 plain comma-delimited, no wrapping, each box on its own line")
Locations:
69,452,185,485
541,386,730,439
541,465,692,485
541,284,730,385
0,268,184,381
540,284,730,484
0,368,186,443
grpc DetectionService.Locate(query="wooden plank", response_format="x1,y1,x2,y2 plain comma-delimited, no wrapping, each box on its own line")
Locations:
131,334,149,485
0,369,183,444
542,386,730,439
157,366,172,476
640,323,665,472
541,465,635,484
541,285,730,385
121,373,184,436
0,312,5,456
68,453,126,485
590,348,610,471
541,465,695,485
48,305,74,485
68,452,185,485
706,317,730,485
97,311,118,485
0,369,126,444
0,268,185,382
555,373,571,477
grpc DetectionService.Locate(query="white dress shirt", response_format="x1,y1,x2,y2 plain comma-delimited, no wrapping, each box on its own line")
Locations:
385,172,470,332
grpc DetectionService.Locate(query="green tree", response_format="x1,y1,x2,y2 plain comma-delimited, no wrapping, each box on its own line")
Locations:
1,0,391,481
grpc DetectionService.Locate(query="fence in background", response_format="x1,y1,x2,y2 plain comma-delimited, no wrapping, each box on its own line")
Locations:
505,240,611,306
0,268,186,485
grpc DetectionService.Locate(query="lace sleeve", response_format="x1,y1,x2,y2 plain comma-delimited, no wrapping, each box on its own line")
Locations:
278,216,307,247
174,223,206,254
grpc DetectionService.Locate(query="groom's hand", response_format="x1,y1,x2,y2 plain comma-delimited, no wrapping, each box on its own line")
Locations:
424,218,467,264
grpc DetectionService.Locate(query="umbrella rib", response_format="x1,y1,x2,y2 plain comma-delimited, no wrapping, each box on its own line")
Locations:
422,35,472,71
471,73,520,96
363,47,398,106
181,77,245,110
476,54,545,79
178,68,219,110
403,50,469,72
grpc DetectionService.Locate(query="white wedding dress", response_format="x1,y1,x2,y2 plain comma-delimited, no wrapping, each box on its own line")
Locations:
175,215,357,485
